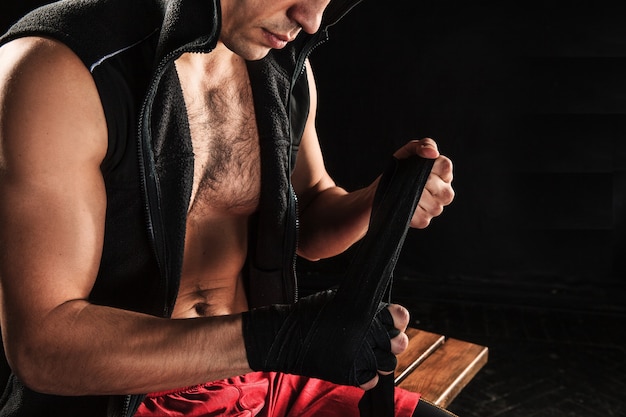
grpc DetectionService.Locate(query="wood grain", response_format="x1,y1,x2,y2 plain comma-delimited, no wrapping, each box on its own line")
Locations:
394,328,445,384
395,328,489,408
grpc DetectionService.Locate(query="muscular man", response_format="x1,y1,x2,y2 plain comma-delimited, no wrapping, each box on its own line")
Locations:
0,0,454,416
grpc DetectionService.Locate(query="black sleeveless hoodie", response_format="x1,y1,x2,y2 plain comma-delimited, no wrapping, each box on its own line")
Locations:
0,0,361,415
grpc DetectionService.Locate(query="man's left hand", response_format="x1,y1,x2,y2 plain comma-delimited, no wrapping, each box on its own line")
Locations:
393,138,455,229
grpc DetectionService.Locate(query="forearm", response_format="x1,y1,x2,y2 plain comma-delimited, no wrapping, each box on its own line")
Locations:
297,178,380,260
7,300,250,396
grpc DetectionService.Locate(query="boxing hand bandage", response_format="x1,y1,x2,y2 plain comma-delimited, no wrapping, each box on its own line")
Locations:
241,289,399,386
243,155,433,406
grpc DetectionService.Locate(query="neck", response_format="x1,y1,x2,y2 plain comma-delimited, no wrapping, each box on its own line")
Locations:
176,42,246,86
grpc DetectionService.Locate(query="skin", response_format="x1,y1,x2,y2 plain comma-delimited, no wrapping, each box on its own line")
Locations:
0,0,454,397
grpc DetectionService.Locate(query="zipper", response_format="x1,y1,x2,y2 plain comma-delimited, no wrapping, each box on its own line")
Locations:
126,50,178,417
120,395,131,417
285,48,311,304
293,187,300,302
284,116,299,303
137,49,180,318
293,0,363,78
118,393,145,417
282,15,346,302
284,30,330,303
137,0,221,319
289,185,300,302
137,44,215,317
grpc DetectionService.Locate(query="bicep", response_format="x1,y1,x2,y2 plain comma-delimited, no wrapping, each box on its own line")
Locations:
0,38,108,325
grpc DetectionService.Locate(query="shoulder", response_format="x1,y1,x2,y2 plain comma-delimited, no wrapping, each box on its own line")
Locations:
0,36,108,167
0,36,97,90
0,36,82,71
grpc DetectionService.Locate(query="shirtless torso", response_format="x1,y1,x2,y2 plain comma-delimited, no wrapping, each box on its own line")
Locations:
172,45,259,319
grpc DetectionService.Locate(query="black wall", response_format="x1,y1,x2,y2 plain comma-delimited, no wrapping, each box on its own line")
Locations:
303,2,625,299
1,2,47,31
3,2,624,305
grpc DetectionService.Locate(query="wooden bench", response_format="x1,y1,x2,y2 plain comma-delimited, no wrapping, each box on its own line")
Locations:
395,328,488,409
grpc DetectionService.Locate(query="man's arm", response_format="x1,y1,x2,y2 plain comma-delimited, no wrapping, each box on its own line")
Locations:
0,37,251,396
292,62,455,261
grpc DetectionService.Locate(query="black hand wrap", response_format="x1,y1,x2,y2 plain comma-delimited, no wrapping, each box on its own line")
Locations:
242,289,398,386
243,155,434,401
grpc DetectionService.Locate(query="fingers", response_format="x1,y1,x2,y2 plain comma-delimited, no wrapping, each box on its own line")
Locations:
359,374,379,391
412,162,455,228
431,153,454,184
375,304,409,363
387,304,410,355
393,138,455,229
387,303,410,331
360,304,410,390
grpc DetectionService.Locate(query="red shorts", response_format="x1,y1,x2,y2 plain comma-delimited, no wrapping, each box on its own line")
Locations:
135,372,420,417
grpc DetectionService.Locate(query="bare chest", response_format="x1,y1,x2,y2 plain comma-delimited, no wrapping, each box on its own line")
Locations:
178,61,261,217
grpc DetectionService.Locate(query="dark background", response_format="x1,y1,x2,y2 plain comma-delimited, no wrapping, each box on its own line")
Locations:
303,4,626,414
3,1,623,301
301,1,626,313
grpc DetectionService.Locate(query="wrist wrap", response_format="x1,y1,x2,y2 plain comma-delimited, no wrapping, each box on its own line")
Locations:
242,156,434,390
242,290,398,386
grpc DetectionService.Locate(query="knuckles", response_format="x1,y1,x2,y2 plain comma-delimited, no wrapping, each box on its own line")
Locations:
391,332,409,355
436,155,454,175
387,304,410,330
437,185,455,206
413,215,431,229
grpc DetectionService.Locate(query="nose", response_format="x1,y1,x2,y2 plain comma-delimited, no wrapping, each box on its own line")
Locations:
288,0,331,34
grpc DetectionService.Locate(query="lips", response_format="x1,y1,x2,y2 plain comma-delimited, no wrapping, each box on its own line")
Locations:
262,29,294,49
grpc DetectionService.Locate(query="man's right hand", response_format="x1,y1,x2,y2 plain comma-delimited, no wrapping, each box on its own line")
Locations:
241,290,409,390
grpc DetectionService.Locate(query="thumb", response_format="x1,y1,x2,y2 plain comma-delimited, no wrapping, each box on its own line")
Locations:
394,138,440,160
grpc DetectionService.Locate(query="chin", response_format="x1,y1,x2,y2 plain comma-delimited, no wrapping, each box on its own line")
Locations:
240,46,272,61
222,39,271,61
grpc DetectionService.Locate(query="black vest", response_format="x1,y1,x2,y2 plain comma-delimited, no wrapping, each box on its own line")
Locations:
0,0,360,415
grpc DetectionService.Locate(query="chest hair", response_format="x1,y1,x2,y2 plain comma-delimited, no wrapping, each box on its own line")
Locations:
185,71,261,216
